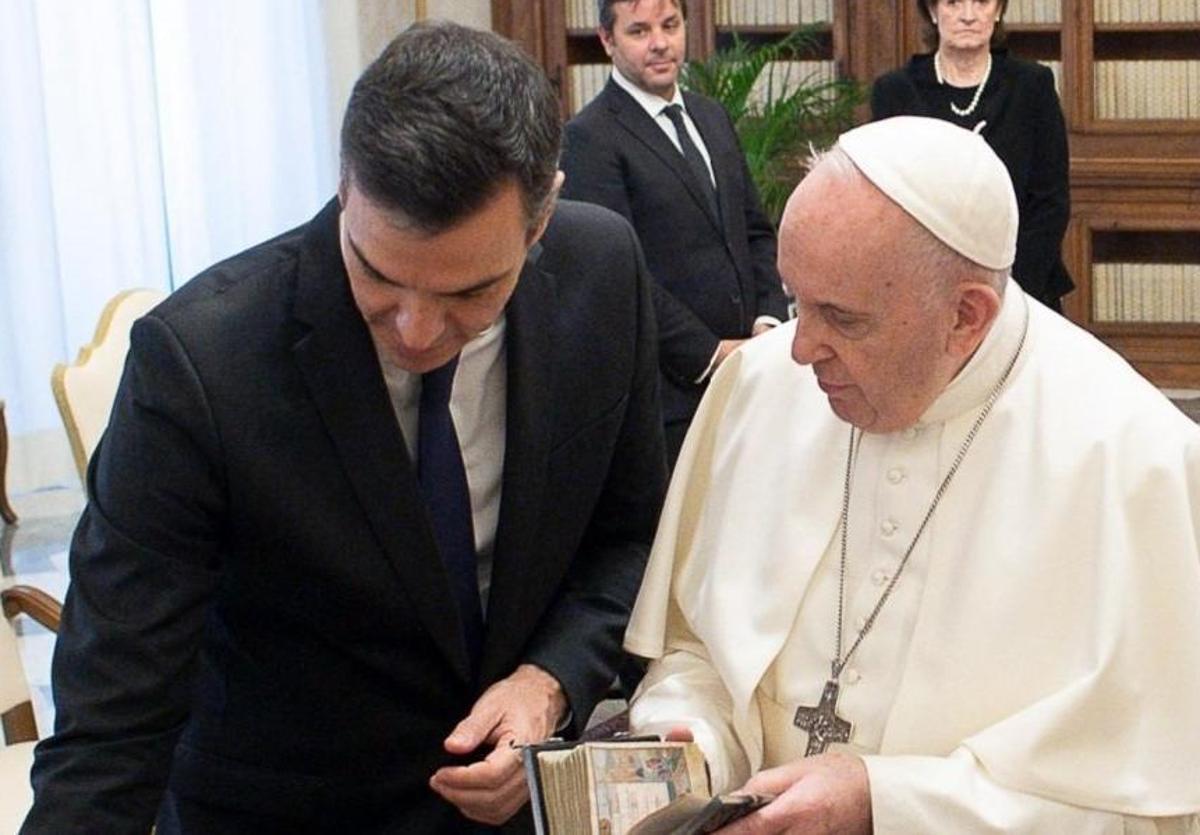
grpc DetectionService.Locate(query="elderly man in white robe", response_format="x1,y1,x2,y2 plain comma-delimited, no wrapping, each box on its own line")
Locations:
625,115,1200,833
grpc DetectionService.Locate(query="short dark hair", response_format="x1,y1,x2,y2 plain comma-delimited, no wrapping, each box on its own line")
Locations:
339,21,561,233
916,0,1008,50
598,0,688,34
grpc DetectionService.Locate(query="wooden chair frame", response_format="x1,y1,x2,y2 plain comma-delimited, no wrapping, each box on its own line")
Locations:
0,401,15,525
1,586,61,745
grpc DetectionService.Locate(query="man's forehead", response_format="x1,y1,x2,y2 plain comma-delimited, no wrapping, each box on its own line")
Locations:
780,182,911,304
786,167,905,242
341,182,530,290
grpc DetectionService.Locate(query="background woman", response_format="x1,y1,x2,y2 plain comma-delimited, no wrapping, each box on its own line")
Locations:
871,0,1073,312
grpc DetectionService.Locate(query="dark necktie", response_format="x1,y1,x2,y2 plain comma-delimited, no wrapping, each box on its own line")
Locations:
417,356,484,670
662,103,719,219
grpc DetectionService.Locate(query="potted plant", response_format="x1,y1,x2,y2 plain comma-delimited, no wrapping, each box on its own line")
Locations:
683,27,864,223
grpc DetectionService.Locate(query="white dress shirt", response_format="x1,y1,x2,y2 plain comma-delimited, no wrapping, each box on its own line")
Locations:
610,67,717,187
378,319,506,613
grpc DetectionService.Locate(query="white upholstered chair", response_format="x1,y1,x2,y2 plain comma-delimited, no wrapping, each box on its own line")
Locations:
51,288,167,482
0,586,61,833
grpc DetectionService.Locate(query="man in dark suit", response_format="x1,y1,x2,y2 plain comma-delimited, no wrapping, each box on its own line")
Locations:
561,0,789,467
22,23,666,834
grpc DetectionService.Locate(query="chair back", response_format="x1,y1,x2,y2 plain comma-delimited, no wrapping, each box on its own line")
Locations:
51,288,167,481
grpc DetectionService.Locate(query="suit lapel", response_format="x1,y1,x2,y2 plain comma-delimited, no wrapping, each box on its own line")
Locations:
606,83,723,233
478,244,556,684
289,200,474,682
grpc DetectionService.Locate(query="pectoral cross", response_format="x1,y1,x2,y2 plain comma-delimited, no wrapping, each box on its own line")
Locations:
793,679,853,756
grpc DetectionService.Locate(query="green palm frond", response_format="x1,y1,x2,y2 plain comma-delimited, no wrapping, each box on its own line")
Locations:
682,27,864,222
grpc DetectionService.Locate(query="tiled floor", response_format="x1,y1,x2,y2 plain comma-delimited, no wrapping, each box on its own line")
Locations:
5,393,1200,739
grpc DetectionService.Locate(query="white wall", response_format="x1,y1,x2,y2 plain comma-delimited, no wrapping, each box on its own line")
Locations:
321,0,494,166
426,0,492,30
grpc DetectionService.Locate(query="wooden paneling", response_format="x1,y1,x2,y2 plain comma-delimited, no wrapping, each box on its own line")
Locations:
500,0,1200,384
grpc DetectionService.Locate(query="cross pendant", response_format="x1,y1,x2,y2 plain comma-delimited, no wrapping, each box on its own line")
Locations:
793,679,853,756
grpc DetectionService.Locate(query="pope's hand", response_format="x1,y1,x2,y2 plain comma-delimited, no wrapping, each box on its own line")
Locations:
429,663,568,825
663,726,695,743
717,752,871,835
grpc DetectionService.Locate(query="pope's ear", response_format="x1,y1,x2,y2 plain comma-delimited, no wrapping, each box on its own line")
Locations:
947,281,1002,358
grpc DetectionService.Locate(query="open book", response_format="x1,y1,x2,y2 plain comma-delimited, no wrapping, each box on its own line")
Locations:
522,736,771,835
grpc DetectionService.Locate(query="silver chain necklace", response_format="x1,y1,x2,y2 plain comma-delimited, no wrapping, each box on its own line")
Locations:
935,50,992,117
793,304,1028,756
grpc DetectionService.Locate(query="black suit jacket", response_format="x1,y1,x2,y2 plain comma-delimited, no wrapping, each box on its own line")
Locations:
561,80,788,431
871,51,1074,308
23,199,667,834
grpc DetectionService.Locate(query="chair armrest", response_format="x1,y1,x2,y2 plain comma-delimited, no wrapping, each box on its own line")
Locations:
1,586,62,633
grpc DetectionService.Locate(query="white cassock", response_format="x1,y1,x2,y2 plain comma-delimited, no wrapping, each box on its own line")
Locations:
625,281,1200,832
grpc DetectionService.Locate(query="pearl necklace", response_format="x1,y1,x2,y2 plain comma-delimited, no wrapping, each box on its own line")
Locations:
935,51,992,118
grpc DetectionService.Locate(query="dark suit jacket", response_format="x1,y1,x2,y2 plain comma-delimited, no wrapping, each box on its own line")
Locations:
871,51,1074,309
560,80,788,433
23,199,667,834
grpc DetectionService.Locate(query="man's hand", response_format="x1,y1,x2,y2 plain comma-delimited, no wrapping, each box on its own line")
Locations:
718,752,871,835
429,663,568,825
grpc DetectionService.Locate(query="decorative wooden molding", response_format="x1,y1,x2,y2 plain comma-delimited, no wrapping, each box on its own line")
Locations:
524,0,1200,386
1072,156,1200,189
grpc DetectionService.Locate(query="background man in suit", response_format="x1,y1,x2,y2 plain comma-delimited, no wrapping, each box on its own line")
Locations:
22,23,666,834
561,0,790,467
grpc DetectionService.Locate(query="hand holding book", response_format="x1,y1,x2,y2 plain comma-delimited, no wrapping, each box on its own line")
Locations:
431,663,568,826
522,735,772,835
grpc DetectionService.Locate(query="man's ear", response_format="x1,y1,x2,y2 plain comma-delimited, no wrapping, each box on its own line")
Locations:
527,170,566,247
947,281,1002,359
598,26,615,57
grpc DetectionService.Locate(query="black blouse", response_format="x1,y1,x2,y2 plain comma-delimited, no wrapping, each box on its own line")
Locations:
871,50,1073,309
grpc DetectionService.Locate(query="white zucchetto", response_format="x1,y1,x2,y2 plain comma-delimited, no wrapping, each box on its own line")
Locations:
839,116,1018,271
